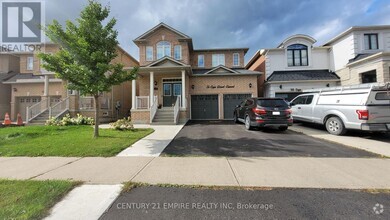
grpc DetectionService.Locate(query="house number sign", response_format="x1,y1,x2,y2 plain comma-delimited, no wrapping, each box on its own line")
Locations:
206,85,235,89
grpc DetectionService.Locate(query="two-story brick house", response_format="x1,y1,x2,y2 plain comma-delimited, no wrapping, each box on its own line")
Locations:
246,34,340,101
2,44,138,123
130,23,261,124
324,25,390,85
0,54,19,120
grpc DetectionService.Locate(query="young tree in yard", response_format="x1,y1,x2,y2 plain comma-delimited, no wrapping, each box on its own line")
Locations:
39,0,138,138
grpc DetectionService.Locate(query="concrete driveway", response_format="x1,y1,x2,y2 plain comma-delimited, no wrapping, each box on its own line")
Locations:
161,120,381,157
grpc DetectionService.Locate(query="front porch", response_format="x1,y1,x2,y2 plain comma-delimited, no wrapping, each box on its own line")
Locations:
130,57,191,124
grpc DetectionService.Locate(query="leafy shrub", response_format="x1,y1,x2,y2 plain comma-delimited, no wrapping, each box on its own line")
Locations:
46,114,94,126
110,117,134,130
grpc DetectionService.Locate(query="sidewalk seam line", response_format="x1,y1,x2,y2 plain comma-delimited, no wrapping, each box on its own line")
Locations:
29,157,84,180
226,157,240,186
130,157,156,181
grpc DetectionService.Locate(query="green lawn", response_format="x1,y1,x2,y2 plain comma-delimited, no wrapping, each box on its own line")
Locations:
0,126,154,157
0,179,78,220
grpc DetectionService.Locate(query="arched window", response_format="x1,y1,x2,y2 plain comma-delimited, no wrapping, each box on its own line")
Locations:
287,44,308,66
156,41,171,59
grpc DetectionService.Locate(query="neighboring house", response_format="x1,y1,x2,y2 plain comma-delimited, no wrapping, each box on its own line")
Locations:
0,54,20,120
324,25,390,85
131,22,261,124
247,34,339,100
3,44,138,123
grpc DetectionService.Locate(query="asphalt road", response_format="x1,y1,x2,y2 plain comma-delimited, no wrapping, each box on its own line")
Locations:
161,120,380,157
100,186,390,220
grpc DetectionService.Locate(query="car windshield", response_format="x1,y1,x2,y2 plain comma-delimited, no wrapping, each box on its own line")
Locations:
257,99,288,107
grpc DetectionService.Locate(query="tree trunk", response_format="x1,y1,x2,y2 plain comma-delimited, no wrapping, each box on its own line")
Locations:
93,95,100,138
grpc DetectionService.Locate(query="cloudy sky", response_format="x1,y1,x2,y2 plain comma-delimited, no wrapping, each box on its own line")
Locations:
44,0,390,63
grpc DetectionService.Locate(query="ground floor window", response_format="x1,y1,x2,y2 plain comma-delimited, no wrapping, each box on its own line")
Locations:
361,70,377,84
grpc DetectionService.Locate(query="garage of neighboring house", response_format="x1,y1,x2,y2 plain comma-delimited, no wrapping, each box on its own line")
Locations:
223,94,252,119
16,96,41,120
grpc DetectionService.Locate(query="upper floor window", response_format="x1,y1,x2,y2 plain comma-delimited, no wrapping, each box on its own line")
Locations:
212,54,225,67
156,41,171,59
146,46,153,61
27,56,34,70
361,70,377,83
364,34,378,50
287,44,308,67
198,55,204,67
287,44,309,66
174,45,182,60
233,53,240,66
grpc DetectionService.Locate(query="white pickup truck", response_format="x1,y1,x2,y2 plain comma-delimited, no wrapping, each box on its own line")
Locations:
290,83,390,135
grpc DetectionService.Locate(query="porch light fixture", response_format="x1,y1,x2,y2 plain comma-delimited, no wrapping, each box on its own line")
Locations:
326,83,330,87
279,85,283,89
249,83,252,88
191,85,195,89
154,81,157,86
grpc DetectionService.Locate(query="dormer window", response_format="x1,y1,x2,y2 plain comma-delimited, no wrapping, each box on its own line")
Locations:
287,44,308,67
157,41,171,59
364,34,378,50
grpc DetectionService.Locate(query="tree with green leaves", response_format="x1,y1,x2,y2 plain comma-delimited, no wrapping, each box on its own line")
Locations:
39,0,138,138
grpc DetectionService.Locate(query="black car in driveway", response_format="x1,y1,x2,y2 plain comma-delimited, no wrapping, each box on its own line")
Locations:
233,98,293,130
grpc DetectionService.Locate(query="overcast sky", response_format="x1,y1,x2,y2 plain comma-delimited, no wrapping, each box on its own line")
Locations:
44,0,390,64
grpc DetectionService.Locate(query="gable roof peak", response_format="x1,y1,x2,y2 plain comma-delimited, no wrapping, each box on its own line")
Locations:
133,22,192,42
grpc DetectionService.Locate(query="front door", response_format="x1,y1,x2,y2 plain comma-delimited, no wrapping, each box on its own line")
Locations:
163,83,182,107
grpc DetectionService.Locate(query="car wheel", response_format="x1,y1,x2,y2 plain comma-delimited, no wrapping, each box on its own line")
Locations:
233,113,239,123
245,116,252,130
325,117,347,135
278,126,288,131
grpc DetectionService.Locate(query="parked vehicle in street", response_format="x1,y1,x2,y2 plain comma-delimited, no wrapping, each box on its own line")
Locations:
290,83,390,135
234,98,293,130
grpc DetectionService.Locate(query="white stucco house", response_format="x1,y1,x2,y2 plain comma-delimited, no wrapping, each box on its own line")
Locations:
324,25,390,85
246,25,390,100
251,34,339,100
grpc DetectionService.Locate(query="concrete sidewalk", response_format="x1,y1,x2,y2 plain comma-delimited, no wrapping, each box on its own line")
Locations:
290,124,390,157
117,124,184,157
99,124,184,157
1,157,389,189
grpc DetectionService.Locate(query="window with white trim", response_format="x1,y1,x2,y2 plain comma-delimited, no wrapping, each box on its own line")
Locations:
156,41,171,59
27,57,34,70
174,45,182,60
198,55,204,67
287,44,308,66
233,53,240,66
212,54,225,67
364,34,378,50
146,46,153,61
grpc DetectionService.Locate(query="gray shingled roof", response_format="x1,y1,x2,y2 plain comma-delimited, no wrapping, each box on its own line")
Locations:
0,72,18,81
193,68,260,75
4,73,44,83
267,70,339,82
348,53,373,64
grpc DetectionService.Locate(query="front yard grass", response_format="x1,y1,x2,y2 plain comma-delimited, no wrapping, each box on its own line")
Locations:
0,126,154,157
0,179,78,220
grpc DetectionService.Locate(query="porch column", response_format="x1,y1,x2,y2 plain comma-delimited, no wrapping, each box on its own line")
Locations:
43,75,49,96
131,79,136,109
181,70,186,108
150,71,154,107
43,75,50,108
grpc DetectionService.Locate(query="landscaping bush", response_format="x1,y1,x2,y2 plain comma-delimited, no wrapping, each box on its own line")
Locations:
110,117,134,130
46,114,94,126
